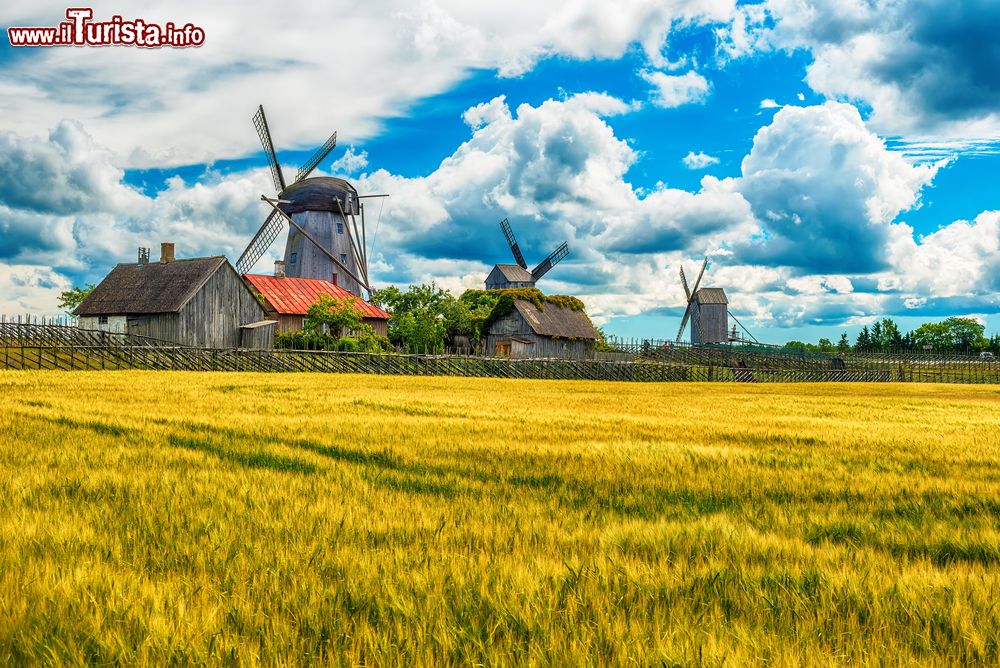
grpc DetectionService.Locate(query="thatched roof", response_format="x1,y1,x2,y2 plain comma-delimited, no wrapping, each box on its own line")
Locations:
513,300,598,340
74,257,228,316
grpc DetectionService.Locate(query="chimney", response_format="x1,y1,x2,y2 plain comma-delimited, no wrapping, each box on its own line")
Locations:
160,242,175,264
274,260,286,278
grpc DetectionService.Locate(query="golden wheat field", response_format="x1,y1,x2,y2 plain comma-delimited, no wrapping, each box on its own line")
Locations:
1,371,999,665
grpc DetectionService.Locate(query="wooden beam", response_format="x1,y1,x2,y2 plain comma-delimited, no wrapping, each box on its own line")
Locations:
260,196,369,292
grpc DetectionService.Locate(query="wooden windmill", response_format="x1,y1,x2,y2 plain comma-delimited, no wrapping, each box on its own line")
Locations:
676,257,729,344
235,105,376,298
485,218,569,290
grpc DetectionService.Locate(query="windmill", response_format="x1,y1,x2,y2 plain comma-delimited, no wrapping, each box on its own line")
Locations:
676,257,730,344
485,218,570,290
235,105,376,298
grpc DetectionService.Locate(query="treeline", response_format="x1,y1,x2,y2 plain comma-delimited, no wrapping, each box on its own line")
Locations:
786,317,1000,355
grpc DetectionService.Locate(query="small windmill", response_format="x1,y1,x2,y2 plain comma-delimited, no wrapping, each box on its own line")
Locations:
675,257,731,344
235,105,377,298
485,218,569,290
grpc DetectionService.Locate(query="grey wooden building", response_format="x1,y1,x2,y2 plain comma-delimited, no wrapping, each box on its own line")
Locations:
75,244,275,349
486,299,599,358
690,287,729,344
485,264,536,290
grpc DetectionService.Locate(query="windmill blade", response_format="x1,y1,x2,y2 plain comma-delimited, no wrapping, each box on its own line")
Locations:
499,218,527,269
253,105,286,193
675,304,692,343
530,241,569,281
236,210,285,274
689,256,709,298
295,130,337,183
679,266,691,302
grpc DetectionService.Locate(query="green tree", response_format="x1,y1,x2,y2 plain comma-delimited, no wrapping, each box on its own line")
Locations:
305,294,369,337
856,326,871,350
817,337,833,352
371,283,469,352
837,332,851,353
870,320,883,349
57,284,96,315
913,317,987,352
874,318,902,349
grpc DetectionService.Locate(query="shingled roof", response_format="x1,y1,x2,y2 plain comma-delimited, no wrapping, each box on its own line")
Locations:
694,287,728,305
74,257,229,316
513,300,599,340
493,264,534,282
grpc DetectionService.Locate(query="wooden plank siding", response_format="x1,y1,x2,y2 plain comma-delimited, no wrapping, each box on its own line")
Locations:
486,309,592,359
124,263,271,349
691,303,728,344
268,313,387,338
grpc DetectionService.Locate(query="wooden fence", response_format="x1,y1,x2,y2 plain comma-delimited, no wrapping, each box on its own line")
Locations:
2,322,999,384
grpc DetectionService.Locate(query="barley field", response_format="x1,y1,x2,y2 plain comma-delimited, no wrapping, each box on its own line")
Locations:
1,371,999,665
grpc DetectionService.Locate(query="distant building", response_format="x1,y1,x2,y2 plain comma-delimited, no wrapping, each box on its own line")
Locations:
485,264,536,290
244,265,390,337
486,299,599,358
74,243,274,349
690,287,729,344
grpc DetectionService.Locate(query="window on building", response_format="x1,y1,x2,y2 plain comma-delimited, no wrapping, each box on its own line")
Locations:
340,253,347,263
337,222,344,234
331,273,338,286
290,252,297,264
98,316,108,325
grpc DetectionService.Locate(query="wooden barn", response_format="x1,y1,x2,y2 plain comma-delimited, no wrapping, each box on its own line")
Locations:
486,299,599,359
244,266,390,337
690,287,729,344
75,243,275,349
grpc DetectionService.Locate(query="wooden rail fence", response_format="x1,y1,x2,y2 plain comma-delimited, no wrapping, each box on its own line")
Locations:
2,323,999,384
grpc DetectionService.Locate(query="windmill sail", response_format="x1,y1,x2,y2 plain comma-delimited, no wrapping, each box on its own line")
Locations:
675,257,709,343
499,218,527,269
530,242,569,281
676,304,692,343
295,130,338,183
236,210,285,274
253,105,286,193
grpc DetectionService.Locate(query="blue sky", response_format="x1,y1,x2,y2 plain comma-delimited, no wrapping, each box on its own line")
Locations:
2,1,999,343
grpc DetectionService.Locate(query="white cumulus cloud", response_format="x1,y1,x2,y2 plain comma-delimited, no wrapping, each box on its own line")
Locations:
640,70,712,108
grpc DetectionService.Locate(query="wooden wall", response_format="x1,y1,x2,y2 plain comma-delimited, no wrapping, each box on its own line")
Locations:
272,313,387,338
691,303,728,344
283,210,364,297
125,263,269,349
486,310,591,359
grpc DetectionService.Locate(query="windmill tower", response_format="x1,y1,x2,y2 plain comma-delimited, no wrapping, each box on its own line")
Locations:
485,218,569,290
676,258,729,344
235,106,373,298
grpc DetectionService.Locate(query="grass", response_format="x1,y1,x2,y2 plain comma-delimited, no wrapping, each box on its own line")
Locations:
1,371,999,665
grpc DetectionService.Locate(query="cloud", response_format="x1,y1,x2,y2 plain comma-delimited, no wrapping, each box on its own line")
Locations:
733,102,941,273
3,96,998,332
682,151,721,169
753,0,1000,143
640,70,712,108
0,1,745,167
759,98,779,109
328,147,369,175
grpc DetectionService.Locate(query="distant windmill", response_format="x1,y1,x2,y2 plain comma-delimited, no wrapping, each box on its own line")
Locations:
235,105,379,298
676,257,730,344
485,218,569,290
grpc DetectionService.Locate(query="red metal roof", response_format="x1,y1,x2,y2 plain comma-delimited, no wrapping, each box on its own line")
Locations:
243,274,390,319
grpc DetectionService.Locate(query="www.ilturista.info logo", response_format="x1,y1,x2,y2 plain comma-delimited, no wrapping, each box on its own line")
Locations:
7,8,205,48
